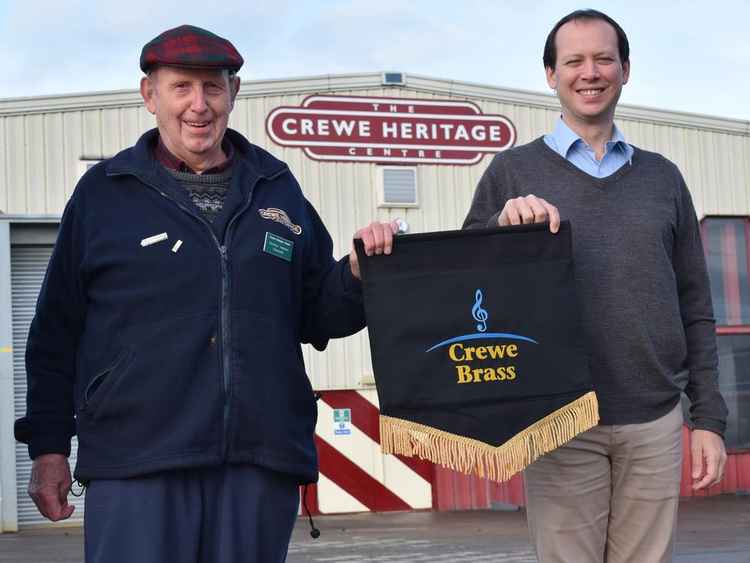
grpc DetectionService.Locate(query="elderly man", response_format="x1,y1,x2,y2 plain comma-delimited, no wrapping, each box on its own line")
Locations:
464,10,727,563
14,25,395,563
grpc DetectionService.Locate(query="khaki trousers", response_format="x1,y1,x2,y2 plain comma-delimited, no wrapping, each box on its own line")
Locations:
524,402,683,563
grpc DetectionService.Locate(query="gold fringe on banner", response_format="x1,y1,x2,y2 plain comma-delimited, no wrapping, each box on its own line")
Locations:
380,391,599,482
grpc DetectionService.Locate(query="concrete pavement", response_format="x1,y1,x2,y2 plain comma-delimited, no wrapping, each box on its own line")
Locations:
1,495,748,562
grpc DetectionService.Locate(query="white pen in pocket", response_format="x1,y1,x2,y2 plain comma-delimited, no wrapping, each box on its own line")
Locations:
140,232,168,247
171,240,183,253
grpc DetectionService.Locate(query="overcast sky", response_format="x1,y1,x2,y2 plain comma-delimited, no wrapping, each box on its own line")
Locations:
1,0,749,121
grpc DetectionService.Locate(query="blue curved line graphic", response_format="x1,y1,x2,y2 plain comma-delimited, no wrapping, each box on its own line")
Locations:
425,332,539,353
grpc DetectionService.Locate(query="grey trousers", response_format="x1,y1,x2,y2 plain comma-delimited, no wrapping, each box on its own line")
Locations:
524,402,683,563
84,464,299,563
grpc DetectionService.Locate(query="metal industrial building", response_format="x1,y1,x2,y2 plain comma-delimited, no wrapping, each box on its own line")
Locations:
1,72,749,531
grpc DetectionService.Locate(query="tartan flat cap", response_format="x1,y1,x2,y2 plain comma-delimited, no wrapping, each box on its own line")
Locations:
140,25,243,73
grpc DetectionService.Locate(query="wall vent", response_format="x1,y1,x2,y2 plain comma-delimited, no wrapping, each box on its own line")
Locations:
380,167,418,207
382,72,405,86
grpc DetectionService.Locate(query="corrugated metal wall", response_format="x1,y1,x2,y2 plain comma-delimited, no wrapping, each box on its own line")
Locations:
1,75,749,390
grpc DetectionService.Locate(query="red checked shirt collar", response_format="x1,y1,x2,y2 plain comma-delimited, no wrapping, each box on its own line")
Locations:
154,135,234,174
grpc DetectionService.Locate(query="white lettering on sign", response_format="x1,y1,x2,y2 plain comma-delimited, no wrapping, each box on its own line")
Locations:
266,95,516,165
333,120,354,136
282,118,297,134
382,122,398,138
275,117,509,144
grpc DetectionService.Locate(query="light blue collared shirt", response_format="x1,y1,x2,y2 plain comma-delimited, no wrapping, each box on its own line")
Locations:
543,118,633,178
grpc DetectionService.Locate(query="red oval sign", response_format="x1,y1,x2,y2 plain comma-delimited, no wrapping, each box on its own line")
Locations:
266,95,516,165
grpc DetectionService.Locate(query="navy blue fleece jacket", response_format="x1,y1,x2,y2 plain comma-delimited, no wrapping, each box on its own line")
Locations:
15,128,365,483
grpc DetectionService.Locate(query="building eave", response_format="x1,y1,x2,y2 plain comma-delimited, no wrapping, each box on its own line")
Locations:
0,72,748,136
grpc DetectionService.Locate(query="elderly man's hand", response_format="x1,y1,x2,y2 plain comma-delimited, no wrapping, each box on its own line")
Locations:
691,429,727,490
498,195,560,233
349,220,401,280
29,454,75,521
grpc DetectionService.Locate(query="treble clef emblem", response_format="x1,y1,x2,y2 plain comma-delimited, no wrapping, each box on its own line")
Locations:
472,289,489,333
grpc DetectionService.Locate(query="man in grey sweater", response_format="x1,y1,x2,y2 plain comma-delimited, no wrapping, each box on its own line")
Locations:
463,9,727,563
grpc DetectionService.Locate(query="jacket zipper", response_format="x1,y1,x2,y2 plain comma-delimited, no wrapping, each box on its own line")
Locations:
216,183,266,457
110,170,262,459
218,243,231,457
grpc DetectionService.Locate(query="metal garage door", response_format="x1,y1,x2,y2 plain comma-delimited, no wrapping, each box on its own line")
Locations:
12,243,85,527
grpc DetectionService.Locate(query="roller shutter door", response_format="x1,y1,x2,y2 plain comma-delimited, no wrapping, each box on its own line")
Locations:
12,243,85,527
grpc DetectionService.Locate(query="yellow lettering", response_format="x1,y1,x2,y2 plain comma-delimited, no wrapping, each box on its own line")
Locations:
496,366,507,381
472,368,483,383
456,365,473,384
507,366,517,380
487,345,506,359
449,343,465,362
486,344,520,359
483,367,497,381
474,346,487,360
463,346,475,361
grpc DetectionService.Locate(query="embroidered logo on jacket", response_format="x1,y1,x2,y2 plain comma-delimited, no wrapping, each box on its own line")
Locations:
258,208,302,235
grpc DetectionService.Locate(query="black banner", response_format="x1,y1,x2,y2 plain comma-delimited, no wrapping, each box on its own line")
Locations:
355,221,598,481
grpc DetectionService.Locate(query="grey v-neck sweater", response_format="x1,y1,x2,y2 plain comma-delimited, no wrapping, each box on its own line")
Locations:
463,137,727,436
